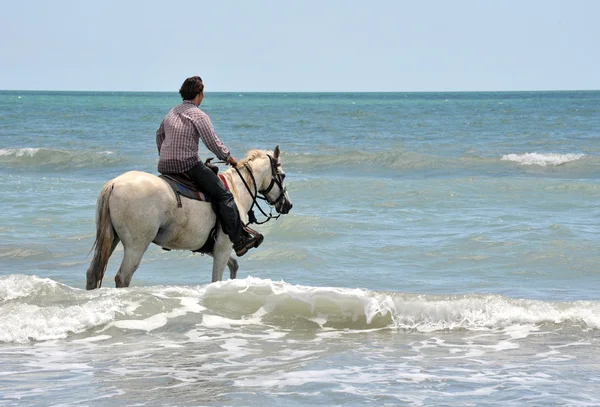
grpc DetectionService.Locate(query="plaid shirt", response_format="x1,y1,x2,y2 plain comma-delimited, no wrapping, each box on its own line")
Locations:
156,100,230,174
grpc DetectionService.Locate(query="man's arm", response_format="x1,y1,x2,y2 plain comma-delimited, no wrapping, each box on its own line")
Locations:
194,113,231,162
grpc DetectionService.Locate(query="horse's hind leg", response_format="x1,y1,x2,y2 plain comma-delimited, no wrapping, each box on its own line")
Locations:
86,237,120,289
114,242,151,288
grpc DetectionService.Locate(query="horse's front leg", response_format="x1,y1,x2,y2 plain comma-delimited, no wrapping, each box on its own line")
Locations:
227,256,239,279
205,253,239,279
211,238,234,282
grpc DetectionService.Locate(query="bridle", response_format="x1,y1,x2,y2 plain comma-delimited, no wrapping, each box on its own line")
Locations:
233,154,287,225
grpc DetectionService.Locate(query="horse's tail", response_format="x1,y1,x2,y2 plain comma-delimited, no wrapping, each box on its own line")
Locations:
86,183,116,290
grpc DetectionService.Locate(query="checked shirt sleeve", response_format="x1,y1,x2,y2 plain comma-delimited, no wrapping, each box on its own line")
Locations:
193,112,231,162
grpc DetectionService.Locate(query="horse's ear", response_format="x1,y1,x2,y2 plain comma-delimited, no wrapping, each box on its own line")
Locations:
274,145,280,159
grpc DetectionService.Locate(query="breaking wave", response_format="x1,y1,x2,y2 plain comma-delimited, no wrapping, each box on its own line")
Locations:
0,147,127,169
1,275,599,343
284,150,593,173
501,152,586,166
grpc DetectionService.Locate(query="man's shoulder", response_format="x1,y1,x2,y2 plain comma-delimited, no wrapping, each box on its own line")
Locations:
173,101,195,112
189,108,211,126
174,103,208,118
196,109,210,120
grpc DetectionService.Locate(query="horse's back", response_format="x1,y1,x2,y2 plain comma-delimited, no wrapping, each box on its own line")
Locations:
105,171,175,227
109,171,169,194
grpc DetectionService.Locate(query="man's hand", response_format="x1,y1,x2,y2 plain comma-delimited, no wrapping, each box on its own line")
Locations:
227,156,238,167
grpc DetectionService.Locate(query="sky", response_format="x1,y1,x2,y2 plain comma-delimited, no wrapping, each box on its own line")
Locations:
1,0,599,92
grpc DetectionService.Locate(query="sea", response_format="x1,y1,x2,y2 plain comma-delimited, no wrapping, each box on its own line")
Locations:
0,90,599,406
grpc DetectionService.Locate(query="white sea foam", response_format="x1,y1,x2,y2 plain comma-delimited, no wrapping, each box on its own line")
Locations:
71,334,112,343
200,314,260,328
0,299,127,343
501,152,585,166
204,277,600,332
108,297,205,332
0,275,60,301
0,147,40,157
0,147,123,168
0,275,215,343
2,275,600,343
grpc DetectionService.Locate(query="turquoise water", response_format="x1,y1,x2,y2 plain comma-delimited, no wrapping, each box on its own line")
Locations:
1,90,599,406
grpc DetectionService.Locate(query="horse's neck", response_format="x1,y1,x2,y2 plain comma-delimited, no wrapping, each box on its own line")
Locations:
223,160,267,221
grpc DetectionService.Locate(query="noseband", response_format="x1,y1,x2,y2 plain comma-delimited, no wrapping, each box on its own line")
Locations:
259,155,287,206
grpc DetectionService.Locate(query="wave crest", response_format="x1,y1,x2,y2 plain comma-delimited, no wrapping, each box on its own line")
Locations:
204,278,600,331
1,275,598,343
501,153,585,166
0,147,126,169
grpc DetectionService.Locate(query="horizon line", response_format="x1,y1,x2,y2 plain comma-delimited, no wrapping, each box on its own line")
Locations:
1,88,599,94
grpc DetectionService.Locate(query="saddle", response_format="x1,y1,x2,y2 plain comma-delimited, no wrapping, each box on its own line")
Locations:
158,159,229,254
159,161,228,208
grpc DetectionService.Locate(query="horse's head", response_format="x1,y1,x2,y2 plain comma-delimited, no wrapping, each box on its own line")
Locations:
259,145,293,215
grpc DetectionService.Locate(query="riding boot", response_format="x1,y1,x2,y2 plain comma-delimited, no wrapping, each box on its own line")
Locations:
233,233,261,257
243,226,264,248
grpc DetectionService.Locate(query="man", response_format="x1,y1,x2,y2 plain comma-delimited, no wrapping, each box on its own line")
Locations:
156,76,262,256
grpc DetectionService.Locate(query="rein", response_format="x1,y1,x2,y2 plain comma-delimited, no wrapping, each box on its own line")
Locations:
233,157,283,225
235,156,285,225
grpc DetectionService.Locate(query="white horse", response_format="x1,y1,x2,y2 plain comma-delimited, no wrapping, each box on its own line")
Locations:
86,146,292,289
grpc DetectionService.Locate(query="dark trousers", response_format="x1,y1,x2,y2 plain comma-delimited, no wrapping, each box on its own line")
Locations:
186,162,242,243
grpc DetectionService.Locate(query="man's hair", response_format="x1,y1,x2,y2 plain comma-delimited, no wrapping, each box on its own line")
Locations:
179,76,204,100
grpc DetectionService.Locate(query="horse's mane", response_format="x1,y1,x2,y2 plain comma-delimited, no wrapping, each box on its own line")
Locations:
223,149,271,198
237,149,269,167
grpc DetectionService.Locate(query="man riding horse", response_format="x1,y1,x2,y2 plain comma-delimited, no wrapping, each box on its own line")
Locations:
156,76,262,257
